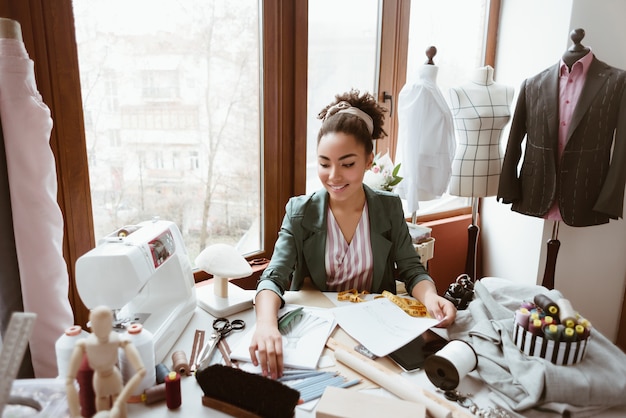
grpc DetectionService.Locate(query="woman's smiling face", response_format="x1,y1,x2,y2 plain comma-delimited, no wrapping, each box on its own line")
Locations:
317,131,373,203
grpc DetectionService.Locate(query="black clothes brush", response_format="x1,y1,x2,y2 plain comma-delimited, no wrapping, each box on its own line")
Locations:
195,364,300,418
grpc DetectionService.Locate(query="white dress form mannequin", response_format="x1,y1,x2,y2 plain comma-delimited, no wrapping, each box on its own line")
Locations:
448,65,514,198
448,66,513,280
395,58,456,219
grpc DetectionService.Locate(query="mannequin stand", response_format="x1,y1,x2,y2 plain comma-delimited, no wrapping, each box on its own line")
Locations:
541,221,560,290
196,277,253,317
465,197,479,281
194,244,254,317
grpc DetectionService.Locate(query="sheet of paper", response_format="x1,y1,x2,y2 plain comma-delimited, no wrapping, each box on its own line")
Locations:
332,297,440,357
230,305,336,370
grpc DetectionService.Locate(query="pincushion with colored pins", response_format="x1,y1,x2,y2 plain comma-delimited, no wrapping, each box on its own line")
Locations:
512,294,591,365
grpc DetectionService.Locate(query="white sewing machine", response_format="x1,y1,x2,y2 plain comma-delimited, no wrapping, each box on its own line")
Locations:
75,219,196,363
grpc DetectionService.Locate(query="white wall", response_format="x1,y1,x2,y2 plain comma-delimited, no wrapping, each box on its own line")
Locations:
482,0,626,341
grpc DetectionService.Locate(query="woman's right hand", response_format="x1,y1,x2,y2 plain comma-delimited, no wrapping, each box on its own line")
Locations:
249,289,284,378
249,320,284,379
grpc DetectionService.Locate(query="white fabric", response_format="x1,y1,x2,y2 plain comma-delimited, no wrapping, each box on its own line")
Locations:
448,66,514,197
395,65,456,213
448,277,626,416
0,39,74,377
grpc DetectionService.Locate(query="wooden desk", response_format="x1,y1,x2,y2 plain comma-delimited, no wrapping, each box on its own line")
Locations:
127,287,626,418
126,288,434,418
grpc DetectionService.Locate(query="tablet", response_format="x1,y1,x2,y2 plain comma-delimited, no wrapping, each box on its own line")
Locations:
388,329,448,372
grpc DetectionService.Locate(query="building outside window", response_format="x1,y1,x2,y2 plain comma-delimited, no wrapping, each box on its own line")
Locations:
72,0,262,263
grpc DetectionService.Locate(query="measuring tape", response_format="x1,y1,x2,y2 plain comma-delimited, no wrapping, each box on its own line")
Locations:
0,312,36,415
338,289,430,317
337,289,370,303
376,291,430,317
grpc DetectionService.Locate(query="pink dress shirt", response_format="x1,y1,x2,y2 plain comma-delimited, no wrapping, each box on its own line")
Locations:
545,51,594,220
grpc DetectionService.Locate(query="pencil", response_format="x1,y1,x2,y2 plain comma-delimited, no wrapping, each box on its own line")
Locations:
298,377,361,403
298,375,345,397
289,372,337,391
277,371,327,382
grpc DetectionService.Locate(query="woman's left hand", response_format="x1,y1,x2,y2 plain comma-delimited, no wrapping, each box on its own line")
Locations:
411,280,457,326
423,293,457,327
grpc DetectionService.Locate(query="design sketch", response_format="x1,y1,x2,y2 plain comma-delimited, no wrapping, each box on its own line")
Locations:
229,306,335,369
279,310,329,349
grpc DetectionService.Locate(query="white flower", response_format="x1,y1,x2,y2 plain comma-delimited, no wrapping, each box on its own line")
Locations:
363,152,403,191
363,169,387,191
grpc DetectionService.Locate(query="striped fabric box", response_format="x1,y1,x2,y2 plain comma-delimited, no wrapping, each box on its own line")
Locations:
513,324,589,365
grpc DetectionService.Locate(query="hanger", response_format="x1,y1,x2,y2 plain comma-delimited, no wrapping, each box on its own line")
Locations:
562,28,590,69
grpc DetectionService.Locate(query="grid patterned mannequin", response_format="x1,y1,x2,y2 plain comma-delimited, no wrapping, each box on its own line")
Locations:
448,66,514,197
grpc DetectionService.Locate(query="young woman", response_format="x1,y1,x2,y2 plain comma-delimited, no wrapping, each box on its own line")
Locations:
249,90,456,378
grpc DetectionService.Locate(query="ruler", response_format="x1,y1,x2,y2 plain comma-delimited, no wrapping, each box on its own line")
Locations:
0,312,36,415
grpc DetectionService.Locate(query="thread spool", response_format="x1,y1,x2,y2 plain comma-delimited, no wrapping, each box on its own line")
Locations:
575,324,589,340
562,326,577,342
165,371,182,409
520,300,535,310
424,340,478,390
155,363,170,384
120,323,156,396
77,353,96,418
534,294,559,317
514,308,530,329
528,318,543,336
142,383,167,405
543,324,560,341
543,316,555,327
578,317,592,330
55,325,88,379
171,350,190,376
556,298,577,328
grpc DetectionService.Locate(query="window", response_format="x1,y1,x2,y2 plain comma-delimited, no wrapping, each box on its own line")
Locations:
72,0,263,263
306,0,380,193
403,0,489,217
9,0,497,325
306,0,491,219
141,70,180,100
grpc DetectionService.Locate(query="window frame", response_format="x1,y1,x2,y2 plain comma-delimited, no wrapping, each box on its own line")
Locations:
0,0,499,326
379,0,501,223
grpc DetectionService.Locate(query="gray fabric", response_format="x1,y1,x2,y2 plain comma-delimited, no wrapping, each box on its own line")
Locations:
0,116,34,378
447,277,626,414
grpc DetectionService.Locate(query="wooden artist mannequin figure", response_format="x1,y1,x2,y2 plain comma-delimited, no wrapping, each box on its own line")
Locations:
448,65,514,197
66,306,146,418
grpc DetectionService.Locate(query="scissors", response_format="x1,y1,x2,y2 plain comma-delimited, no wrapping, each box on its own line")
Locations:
196,317,245,371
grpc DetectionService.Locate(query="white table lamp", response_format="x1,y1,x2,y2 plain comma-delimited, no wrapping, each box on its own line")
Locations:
194,244,254,317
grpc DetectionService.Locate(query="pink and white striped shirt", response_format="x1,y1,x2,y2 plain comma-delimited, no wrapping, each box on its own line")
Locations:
325,203,373,292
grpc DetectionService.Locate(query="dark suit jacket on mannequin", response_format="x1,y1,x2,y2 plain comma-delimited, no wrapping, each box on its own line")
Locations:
497,56,626,227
